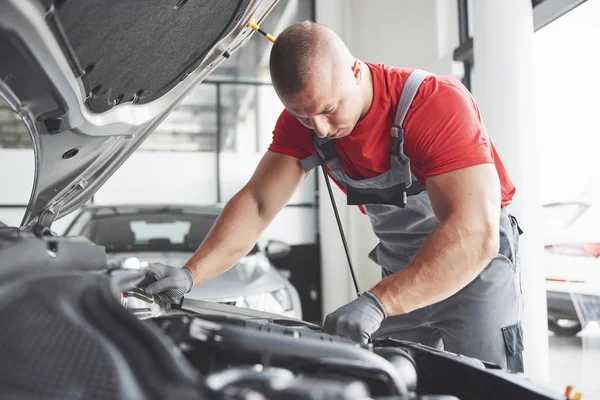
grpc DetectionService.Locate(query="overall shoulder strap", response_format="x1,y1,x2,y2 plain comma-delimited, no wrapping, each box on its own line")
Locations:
390,69,432,166
301,132,337,172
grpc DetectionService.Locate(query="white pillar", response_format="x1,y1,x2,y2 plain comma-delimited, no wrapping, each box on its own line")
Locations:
472,0,549,381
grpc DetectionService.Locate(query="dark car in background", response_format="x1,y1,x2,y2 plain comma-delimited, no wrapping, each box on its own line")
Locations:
64,204,303,319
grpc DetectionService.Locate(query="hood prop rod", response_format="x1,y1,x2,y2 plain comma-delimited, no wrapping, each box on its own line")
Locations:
320,161,361,297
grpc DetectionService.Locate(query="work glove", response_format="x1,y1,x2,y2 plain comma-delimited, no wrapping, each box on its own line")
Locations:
143,262,194,304
322,292,387,343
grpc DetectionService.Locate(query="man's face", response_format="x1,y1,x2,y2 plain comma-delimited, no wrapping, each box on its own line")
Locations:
281,67,363,140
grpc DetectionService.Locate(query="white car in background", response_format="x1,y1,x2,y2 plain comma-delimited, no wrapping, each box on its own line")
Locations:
544,201,600,335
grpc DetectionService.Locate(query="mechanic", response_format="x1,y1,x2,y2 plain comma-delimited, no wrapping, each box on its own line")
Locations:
144,21,525,372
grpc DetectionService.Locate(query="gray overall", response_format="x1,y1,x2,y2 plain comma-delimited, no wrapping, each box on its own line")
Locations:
302,70,525,372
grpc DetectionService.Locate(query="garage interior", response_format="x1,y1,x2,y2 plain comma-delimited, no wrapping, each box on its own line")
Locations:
0,0,599,398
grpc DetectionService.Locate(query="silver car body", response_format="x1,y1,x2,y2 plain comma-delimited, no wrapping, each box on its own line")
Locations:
0,0,278,230
117,251,302,319
64,205,302,319
131,250,302,319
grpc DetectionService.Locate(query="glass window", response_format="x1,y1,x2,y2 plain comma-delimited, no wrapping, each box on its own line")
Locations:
210,0,315,83
64,209,94,236
218,83,280,153
65,208,218,252
0,99,31,149
145,83,218,152
534,1,600,397
130,220,192,244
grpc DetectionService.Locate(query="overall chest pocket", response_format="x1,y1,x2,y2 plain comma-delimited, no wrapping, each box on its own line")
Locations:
346,182,409,207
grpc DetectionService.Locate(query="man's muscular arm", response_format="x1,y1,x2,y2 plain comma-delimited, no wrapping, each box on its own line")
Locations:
370,163,501,315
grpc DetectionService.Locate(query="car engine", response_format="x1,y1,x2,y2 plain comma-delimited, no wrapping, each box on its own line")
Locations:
121,286,419,398
0,230,564,400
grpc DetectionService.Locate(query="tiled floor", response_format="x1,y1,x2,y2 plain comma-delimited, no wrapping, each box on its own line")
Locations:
547,323,600,398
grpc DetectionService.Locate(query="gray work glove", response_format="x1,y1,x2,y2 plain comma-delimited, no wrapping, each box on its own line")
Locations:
143,263,194,304
322,292,387,343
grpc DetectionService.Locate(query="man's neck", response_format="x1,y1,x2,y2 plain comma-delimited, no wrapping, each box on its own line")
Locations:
360,61,374,120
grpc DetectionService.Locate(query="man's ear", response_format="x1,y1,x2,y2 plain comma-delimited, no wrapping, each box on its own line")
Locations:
351,59,362,83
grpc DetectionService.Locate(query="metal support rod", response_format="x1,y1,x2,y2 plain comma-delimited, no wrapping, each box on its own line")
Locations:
320,162,360,297
457,0,470,43
457,0,472,92
254,86,261,153
462,61,472,92
216,83,222,203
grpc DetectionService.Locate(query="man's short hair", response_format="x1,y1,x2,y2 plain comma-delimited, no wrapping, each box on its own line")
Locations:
269,21,316,98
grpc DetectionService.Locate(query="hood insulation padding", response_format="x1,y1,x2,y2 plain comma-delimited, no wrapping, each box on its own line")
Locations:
47,0,251,113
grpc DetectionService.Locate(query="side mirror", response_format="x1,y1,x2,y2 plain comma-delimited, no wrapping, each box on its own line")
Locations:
265,239,291,260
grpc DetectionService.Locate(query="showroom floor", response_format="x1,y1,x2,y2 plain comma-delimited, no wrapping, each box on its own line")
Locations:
548,323,600,397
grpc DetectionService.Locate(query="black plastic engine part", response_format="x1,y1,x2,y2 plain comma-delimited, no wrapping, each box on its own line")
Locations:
0,227,106,272
152,315,410,396
0,228,566,400
205,366,371,399
0,231,206,400
374,338,564,400
376,397,459,400
373,347,418,393
276,376,370,400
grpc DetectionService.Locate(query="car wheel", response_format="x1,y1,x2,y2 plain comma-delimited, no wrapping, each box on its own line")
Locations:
548,318,582,336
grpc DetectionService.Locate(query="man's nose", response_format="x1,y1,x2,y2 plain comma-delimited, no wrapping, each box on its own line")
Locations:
312,116,330,138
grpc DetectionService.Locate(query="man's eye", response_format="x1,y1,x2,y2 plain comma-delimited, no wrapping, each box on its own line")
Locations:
297,116,312,126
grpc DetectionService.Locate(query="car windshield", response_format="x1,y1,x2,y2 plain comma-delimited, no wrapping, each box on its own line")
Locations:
65,207,218,253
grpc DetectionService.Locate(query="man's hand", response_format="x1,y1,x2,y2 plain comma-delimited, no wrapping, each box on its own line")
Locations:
143,263,194,303
322,292,387,343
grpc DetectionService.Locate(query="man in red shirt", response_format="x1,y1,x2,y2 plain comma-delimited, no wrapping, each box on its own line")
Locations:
145,22,524,372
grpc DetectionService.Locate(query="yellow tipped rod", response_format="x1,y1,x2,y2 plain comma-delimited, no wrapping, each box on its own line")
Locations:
565,385,584,400
247,19,276,43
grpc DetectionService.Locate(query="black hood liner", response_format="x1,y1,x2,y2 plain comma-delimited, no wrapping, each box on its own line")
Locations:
45,0,251,113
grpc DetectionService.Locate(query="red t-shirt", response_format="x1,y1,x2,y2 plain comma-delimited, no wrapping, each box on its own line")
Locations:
269,63,515,208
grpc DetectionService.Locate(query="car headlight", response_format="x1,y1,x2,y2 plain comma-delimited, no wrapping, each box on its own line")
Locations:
107,256,148,270
236,253,271,281
242,288,293,313
271,288,293,312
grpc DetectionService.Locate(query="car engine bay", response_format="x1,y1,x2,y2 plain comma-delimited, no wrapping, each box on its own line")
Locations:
0,228,565,400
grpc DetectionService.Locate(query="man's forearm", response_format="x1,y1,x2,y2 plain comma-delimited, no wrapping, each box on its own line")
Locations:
183,189,271,286
370,214,499,316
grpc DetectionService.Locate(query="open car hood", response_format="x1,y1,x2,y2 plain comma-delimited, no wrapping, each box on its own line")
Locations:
0,0,277,230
